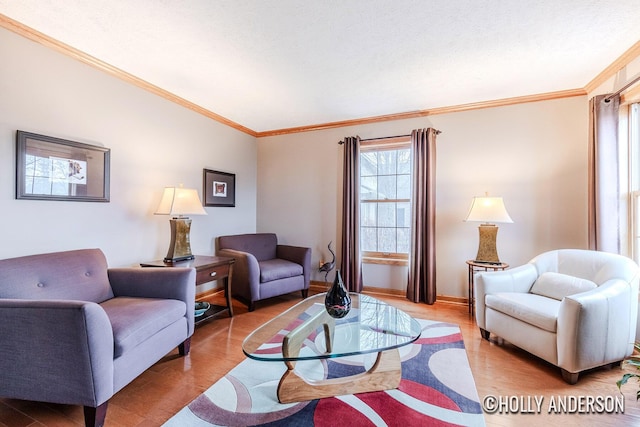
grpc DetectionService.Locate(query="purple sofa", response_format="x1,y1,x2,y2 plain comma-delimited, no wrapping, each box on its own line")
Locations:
0,249,195,427
217,233,311,311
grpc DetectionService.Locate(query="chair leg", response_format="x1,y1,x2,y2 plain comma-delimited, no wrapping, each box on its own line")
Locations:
179,337,191,356
301,289,309,299
561,369,579,384
84,402,108,427
248,301,255,312
479,328,490,340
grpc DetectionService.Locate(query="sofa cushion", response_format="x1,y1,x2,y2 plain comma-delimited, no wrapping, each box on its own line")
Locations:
0,249,114,303
258,259,303,283
485,292,560,333
530,272,597,301
100,297,186,358
218,233,277,261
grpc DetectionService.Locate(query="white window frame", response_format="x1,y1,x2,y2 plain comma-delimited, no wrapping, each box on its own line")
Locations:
359,137,411,266
628,103,640,264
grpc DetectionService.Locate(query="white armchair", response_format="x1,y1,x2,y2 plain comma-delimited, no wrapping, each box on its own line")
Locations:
475,249,639,384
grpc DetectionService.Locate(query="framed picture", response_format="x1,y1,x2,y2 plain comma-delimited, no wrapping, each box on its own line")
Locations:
16,131,110,202
203,169,235,207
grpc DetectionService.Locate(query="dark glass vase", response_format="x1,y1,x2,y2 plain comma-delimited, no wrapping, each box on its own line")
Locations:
325,269,351,318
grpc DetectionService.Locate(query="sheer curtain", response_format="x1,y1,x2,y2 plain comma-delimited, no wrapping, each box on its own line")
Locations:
407,128,438,303
340,136,363,292
588,94,621,253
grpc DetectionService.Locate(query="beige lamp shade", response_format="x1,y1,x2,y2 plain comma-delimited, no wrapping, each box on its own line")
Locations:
154,187,207,217
465,196,513,224
465,196,512,264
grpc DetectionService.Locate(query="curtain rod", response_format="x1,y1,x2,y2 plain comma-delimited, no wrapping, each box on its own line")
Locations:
338,129,442,144
603,74,640,102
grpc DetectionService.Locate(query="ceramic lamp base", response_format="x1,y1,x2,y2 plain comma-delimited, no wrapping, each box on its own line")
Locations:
474,224,501,264
164,217,195,262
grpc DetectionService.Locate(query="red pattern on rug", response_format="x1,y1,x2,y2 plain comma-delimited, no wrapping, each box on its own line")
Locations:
163,320,485,426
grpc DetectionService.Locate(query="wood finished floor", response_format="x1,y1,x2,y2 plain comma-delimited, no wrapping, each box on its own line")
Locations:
1,291,640,427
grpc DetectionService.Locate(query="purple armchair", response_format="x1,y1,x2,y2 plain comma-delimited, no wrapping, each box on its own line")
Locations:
0,249,195,427
217,233,311,311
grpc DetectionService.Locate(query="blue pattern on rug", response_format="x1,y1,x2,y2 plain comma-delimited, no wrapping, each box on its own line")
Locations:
163,319,485,426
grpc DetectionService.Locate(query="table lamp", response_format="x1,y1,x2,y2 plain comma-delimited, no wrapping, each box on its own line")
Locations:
465,195,513,264
155,186,207,262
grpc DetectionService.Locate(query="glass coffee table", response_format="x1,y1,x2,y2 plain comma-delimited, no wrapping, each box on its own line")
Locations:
242,293,422,403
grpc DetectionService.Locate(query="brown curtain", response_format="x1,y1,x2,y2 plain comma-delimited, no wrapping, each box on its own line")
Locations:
407,128,438,303
588,94,621,253
340,136,363,292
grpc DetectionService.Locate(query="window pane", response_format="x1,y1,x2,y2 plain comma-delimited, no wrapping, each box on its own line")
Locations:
25,154,35,175
631,104,640,265
361,152,377,176
397,202,411,227
51,180,69,195
32,177,51,194
378,227,396,253
397,228,410,253
635,193,640,266
362,227,377,252
360,202,377,227
34,157,51,176
397,174,410,199
51,159,68,180
378,202,395,227
24,176,33,193
377,151,396,175
378,175,396,199
360,176,377,200
359,144,413,258
397,149,411,174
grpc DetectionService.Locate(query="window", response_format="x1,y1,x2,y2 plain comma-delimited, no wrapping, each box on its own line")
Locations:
24,153,85,196
360,139,411,265
629,103,640,264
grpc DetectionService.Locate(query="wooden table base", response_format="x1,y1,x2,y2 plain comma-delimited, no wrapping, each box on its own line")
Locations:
275,307,402,404
276,347,401,404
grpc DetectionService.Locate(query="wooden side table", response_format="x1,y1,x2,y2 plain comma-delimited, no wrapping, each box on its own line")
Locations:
140,255,235,324
466,260,508,315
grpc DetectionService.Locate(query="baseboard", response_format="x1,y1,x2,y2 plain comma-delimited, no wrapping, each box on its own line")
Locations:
310,281,329,293
362,285,406,297
436,295,467,306
310,280,468,306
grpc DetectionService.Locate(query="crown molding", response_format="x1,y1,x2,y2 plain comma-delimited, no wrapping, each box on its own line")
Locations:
622,84,640,104
584,40,640,94
0,13,257,137
1,13,636,139
255,89,586,138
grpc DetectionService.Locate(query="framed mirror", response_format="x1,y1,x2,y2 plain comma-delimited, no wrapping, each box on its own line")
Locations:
16,131,110,202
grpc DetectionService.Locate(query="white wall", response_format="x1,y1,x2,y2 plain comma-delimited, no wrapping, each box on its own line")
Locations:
257,96,589,298
0,24,594,300
0,28,257,281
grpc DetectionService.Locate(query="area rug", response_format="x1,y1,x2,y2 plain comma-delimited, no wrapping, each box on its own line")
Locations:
163,319,485,426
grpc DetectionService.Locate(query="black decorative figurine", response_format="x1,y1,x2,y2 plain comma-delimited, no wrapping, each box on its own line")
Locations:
325,269,351,318
318,241,336,282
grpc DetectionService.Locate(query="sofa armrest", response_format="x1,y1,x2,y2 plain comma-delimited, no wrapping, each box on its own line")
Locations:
557,278,639,372
277,245,312,288
0,299,114,407
475,263,538,329
217,248,260,301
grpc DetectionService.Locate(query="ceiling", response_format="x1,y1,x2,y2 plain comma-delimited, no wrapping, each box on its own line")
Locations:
1,1,640,135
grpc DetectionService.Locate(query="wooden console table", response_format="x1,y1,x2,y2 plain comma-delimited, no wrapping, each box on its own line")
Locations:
140,255,235,323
